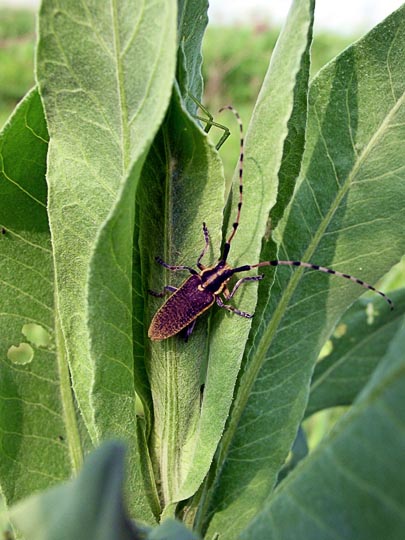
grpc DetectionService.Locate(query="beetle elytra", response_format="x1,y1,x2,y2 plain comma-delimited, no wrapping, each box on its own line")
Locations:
148,106,392,341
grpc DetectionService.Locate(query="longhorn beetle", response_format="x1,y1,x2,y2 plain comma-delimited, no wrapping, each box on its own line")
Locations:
148,106,393,341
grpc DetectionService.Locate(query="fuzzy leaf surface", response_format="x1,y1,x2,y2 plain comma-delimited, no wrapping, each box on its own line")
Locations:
138,89,225,508
0,90,71,504
9,442,137,540
36,0,176,435
176,0,208,112
200,0,315,534
240,321,405,540
205,5,405,538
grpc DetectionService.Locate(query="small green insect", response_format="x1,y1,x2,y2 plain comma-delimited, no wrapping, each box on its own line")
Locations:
148,106,393,341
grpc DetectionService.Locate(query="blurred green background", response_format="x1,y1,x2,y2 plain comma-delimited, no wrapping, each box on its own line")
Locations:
0,9,36,128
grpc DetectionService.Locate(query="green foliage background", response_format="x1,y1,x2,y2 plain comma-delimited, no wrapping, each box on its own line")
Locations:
1,3,405,539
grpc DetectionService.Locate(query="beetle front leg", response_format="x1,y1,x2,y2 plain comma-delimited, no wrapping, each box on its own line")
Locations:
216,295,253,318
223,274,264,300
148,285,177,298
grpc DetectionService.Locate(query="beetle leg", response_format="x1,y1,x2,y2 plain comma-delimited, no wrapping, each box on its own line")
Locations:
155,256,197,274
216,295,253,318
197,222,210,270
148,285,177,298
223,274,264,300
182,320,197,342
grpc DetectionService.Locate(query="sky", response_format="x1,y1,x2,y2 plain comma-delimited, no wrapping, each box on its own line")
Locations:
208,0,404,35
0,0,403,35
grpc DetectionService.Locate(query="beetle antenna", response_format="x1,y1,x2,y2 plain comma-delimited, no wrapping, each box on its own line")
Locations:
218,105,244,262
232,259,393,309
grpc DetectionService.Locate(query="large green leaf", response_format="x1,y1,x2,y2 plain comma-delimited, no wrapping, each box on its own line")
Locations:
6,441,201,540
244,0,315,400
8,442,139,540
196,0,315,534
0,89,72,504
240,320,405,540
306,289,405,417
138,88,225,509
36,0,177,519
88,156,160,520
204,5,405,538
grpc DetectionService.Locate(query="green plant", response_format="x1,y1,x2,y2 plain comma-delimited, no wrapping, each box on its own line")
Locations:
0,8,36,127
1,1,404,539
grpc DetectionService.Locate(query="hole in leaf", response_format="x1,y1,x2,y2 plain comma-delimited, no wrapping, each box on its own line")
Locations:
7,343,34,365
21,323,52,347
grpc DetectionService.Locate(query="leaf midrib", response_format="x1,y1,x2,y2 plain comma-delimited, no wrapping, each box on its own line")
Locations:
112,0,130,173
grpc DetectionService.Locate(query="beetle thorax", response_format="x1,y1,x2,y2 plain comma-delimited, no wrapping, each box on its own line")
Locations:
199,263,233,295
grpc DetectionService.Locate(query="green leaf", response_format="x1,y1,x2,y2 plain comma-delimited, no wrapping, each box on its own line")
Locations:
176,0,208,113
268,3,313,232
198,0,315,534
5,442,201,540
204,5,405,538
239,320,405,540
88,157,159,521
36,0,177,518
244,25,314,351
0,89,72,503
9,441,139,540
138,88,225,508
306,289,405,418
149,518,200,540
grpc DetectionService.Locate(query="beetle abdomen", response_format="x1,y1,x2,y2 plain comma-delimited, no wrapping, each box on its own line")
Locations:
148,274,215,341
